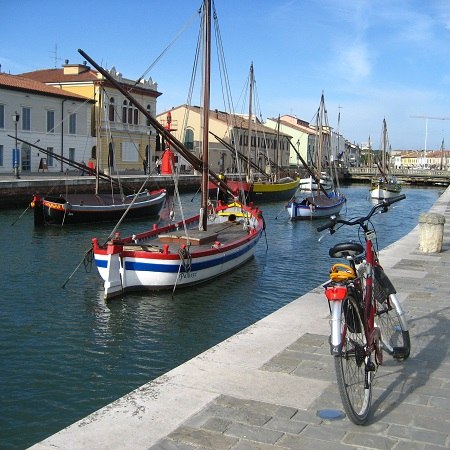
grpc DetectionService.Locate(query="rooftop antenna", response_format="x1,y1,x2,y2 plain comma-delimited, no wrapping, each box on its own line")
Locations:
50,44,63,68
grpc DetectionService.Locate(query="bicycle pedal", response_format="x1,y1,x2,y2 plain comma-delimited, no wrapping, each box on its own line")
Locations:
393,347,410,359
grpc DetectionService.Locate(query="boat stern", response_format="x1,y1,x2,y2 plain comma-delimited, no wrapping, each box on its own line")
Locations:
92,238,124,299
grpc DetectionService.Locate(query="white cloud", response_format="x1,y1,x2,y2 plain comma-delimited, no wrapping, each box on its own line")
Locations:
338,43,372,83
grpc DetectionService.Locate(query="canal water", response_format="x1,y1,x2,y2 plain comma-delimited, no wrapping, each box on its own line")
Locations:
0,184,443,449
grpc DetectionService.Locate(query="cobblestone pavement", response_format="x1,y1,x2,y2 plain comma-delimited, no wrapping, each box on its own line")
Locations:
150,200,450,450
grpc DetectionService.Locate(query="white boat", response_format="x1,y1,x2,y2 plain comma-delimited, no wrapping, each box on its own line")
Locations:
370,118,401,199
286,191,346,219
81,0,265,299
287,93,345,220
370,177,401,199
297,172,332,193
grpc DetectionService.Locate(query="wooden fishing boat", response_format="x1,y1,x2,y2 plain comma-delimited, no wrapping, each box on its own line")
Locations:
286,93,345,220
31,189,167,225
18,131,167,227
81,0,265,299
286,191,345,219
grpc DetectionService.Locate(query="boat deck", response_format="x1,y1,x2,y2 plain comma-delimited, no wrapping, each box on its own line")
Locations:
64,193,139,206
124,220,250,253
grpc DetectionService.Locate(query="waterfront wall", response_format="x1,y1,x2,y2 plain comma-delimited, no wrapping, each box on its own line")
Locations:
0,174,201,209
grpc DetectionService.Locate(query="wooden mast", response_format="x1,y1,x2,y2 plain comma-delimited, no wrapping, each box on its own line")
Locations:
246,63,254,182
316,93,325,194
78,44,235,198
200,0,211,231
382,117,387,171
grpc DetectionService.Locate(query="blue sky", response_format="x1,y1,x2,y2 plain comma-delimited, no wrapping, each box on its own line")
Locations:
2,0,450,151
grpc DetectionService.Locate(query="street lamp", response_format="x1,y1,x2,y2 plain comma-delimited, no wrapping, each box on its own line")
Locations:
12,111,20,179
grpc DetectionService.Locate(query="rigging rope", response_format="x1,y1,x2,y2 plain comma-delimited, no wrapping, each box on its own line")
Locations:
134,8,201,86
105,173,153,243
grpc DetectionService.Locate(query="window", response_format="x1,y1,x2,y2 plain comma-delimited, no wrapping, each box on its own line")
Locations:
69,148,75,161
108,98,115,122
184,129,194,150
128,103,133,124
133,108,139,125
0,145,3,166
69,113,76,134
146,104,151,126
22,107,31,131
122,100,128,123
0,104,4,128
47,110,55,133
47,147,54,166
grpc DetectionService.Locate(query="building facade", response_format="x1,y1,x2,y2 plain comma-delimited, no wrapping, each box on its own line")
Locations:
156,105,292,175
0,72,94,175
20,61,161,174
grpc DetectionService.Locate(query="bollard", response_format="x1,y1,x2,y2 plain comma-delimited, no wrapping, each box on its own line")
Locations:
418,212,445,253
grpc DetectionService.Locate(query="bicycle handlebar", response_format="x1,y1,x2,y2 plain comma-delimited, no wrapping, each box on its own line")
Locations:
316,194,406,232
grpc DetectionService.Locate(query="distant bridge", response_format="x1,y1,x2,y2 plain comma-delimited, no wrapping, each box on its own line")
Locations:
343,167,450,186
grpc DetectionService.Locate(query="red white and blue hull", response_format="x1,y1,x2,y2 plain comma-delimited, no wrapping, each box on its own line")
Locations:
286,192,346,220
92,201,264,299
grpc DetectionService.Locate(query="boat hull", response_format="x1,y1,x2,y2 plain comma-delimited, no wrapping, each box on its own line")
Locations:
34,189,167,225
370,181,401,200
297,175,332,193
210,177,299,203
286,193,346,220
92,201,264,299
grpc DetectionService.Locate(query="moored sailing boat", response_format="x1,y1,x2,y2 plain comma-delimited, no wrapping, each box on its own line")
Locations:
370,118,401,199
286,93,345,220
16,119,167,227
211,64,299,203
81,0,265,299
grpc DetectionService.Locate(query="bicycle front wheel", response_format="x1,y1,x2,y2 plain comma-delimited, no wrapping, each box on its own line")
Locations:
376,293,411,360
335,295,372,425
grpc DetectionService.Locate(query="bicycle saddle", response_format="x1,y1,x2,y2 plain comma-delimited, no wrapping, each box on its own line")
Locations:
329,242,364,258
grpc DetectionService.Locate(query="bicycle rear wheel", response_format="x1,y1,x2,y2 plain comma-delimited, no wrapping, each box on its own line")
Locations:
334,295,372,425
376,293,410,360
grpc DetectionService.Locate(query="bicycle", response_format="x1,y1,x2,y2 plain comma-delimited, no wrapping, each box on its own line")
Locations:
317,194,411,424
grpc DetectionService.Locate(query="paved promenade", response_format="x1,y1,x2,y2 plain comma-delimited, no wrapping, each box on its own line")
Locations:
32,187,450,450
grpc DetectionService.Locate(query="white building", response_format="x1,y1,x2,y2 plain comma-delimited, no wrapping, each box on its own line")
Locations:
0,72,94,175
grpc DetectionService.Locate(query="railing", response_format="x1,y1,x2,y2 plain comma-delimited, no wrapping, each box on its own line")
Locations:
345,167,450,185
347,167,450,177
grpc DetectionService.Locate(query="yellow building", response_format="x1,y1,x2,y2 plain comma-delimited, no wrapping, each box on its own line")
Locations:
21,61,161,173
156,105,292,175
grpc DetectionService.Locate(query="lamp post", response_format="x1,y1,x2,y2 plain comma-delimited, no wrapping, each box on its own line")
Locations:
12,112,20,179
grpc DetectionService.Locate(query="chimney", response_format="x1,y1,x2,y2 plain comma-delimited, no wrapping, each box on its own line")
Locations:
63,62,91,75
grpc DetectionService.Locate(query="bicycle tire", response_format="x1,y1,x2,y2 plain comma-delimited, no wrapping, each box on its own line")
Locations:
334,295,372,425
376,293,411,360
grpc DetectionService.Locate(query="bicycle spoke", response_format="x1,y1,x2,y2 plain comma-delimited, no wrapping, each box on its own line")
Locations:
335,296,371,424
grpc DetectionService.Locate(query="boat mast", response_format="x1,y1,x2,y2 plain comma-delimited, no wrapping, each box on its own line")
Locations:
382,118,387,171
95,88,101,194
247,63,254,181
276,114,281,181
200,0,211,231
316,93,325,193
